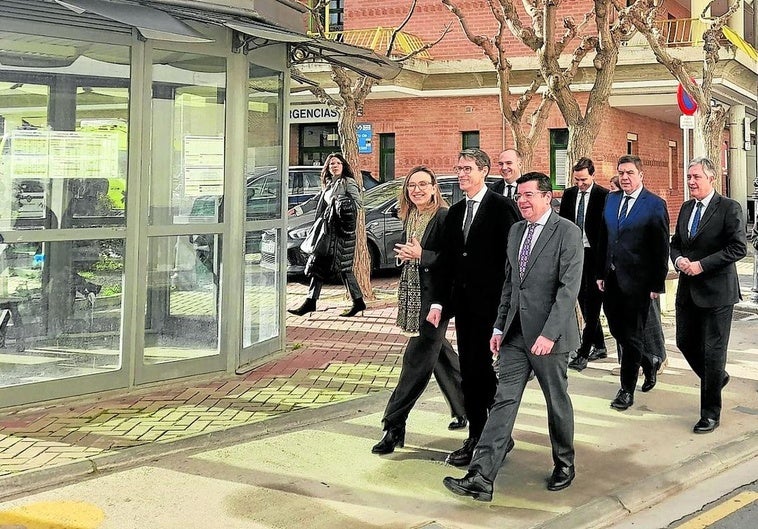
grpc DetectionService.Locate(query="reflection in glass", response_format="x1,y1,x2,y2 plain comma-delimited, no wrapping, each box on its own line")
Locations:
243,230,279,348
0,238,124,388
0,32,130,231
245,65,284,221
149,55,226,226
144,234,221,363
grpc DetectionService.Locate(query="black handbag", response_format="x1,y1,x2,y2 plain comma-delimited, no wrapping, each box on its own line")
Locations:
301,215,334,257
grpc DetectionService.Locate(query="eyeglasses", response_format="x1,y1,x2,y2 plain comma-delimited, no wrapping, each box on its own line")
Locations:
453,166,477,174
514,191,548,201
407,181,433,191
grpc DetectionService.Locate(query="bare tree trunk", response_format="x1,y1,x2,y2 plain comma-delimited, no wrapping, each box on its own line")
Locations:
697,109,729,175
336,97,374,301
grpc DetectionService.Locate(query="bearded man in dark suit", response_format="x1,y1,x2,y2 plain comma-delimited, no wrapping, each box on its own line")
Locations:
670,156,746,433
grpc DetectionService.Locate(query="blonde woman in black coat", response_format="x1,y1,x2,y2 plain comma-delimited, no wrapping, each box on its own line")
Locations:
288,153,365,317
372,166,466,455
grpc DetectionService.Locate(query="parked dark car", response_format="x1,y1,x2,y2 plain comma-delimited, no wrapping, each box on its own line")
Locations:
261,175,500,276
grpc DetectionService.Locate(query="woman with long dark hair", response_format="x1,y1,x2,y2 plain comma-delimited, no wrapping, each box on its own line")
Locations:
288,153,366,318
372,166,466,455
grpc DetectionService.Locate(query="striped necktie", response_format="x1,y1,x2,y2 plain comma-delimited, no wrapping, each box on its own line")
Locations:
618,195,632,224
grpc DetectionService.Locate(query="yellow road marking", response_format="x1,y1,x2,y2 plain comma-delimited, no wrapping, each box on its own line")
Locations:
676,491,758,529
0,501,104,529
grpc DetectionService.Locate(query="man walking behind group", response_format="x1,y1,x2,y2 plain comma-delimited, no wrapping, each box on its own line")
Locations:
670,156,746,433
560,157,610,371
491,148,523,219
597,155,669,411
427,148,518,467
443,172,583,501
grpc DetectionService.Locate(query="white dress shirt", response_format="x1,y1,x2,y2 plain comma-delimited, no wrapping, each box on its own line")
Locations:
575,183,593,248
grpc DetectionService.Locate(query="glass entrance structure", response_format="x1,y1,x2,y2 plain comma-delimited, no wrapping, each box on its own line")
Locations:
0,0,291,407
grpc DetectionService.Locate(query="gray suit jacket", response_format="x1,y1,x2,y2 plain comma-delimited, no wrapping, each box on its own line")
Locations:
494,211,583,354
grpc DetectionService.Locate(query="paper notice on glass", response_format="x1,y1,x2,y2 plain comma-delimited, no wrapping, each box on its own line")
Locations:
184,136,224,196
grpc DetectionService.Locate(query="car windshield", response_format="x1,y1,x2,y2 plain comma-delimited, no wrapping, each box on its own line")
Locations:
363,180,401,209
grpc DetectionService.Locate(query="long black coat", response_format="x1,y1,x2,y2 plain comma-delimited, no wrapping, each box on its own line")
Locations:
305,176,362,279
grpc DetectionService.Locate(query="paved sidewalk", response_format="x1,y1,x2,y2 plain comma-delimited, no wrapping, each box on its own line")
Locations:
0,278,403,483
0,270,756,528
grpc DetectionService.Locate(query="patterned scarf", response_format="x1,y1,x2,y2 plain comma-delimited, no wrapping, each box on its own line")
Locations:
396,207,436,333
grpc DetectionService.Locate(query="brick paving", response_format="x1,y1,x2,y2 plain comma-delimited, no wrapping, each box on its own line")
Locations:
0,276,411,480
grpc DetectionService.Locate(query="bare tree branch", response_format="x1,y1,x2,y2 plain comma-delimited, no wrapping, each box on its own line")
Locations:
498,0,541,50
290,66,340,107
387,0,418,56
392,22,453,62
442,0,499,61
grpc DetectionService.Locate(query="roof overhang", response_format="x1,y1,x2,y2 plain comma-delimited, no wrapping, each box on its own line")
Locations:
55,0,213,43
227,20,401,81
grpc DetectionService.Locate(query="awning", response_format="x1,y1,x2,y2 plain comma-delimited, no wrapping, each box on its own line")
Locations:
226,20,401,80
55,0,213,43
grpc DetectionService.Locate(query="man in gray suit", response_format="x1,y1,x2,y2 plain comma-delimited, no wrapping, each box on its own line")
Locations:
443,172,583,501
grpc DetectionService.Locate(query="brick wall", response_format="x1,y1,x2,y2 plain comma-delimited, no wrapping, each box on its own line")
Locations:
340,0,691,61
356,92,687,221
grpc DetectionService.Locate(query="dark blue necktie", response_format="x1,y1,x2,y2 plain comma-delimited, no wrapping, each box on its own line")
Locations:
576,191,586,230
690,201,703,237
618,195,631,225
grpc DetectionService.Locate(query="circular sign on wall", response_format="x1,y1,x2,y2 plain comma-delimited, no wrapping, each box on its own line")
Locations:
677,80,698,116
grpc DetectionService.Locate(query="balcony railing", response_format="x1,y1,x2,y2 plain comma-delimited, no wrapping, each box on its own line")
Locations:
624,18,732,48
316,27,432,60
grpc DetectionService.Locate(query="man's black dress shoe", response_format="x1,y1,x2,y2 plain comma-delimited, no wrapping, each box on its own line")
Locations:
448,416,467,430
568,355,589,372
446,437,478,466
587,347,608,361
693,417,719,434
722,373,731,389
371,426,405,454
547,465,575,491
443,470,493,502
610,389,634,410
641,359,659,392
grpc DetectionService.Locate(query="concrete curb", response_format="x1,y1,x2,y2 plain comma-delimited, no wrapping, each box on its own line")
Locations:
535,432,758,529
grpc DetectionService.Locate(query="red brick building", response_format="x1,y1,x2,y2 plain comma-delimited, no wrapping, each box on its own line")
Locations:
291,1,757,221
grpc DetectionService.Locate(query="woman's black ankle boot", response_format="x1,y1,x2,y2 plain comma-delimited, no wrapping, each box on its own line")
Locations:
340,297,366,317
288,298,316,316
371,426,405,454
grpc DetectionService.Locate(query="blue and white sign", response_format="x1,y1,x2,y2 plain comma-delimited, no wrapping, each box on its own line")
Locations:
357,123,372,154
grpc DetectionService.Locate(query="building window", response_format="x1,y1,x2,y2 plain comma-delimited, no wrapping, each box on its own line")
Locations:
299,124,340,166
627,133,639,155
550,128,569,188
462,131,480,149
668,141,678,189
379,133,395,181
310,0,344,34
